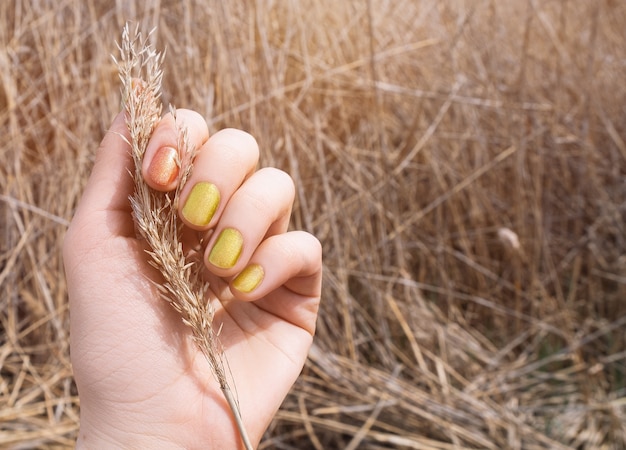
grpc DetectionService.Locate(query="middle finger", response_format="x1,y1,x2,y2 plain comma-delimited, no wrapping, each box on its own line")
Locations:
179,128,259,230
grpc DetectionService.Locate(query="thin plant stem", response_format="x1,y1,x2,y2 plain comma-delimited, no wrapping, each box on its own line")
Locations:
113,23,253,450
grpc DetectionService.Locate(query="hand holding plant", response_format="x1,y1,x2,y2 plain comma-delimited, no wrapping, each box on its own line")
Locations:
63,28,322,449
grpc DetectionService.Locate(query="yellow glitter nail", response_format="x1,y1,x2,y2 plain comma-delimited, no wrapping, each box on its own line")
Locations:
233,264,264,293
181,182,220,227
209,228,243,269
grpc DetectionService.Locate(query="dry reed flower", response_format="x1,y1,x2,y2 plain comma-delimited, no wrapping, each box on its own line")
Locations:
498,227,521,251
112,24,252,449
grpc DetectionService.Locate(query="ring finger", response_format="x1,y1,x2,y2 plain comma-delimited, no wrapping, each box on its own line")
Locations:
203,167,295,277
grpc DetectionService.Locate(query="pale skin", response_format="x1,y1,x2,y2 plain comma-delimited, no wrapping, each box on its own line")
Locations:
63,109,322,448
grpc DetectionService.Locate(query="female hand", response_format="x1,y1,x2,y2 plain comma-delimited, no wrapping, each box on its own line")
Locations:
64,109,322,448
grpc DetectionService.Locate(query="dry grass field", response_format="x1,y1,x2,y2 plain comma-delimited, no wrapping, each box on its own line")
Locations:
1,0,625,448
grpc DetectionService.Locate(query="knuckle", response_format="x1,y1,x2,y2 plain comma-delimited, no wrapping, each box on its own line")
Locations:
261,167,295,197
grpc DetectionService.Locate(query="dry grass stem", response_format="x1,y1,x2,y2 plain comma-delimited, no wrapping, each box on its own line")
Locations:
114,24,251,450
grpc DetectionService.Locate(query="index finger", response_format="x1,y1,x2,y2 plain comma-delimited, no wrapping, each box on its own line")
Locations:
142,109,210,191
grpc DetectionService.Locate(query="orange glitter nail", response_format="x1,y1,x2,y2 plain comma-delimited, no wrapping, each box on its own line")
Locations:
148,147,179,187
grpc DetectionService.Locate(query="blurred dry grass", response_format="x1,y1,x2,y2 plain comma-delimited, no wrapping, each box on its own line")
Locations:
1,0,625,448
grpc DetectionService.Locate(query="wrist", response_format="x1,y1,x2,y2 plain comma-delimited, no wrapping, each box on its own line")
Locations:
76,408,186,450
76,426,186,449
75,403,251,449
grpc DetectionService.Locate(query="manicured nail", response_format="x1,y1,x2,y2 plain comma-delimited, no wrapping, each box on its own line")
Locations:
182,182,220,227
233,264,264,293
209,228,243,269
147,147,179,187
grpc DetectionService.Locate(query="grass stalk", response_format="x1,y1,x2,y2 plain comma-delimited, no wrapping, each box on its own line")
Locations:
114,24,252,450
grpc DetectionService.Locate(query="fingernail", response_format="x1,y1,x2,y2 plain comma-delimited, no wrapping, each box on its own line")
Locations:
209,228,243,269
147,147,179,187
233,264,264,293
182,182,220,227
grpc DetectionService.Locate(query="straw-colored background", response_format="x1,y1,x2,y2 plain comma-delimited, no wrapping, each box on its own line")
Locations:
1,1,625,448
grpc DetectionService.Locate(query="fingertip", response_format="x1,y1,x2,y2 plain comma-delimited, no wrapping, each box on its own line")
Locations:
228,231,323,300
176,128,261,230
227,231,322,336
141,109,209,191
231,263,265,295
141,113,181,191
143,146,179,191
